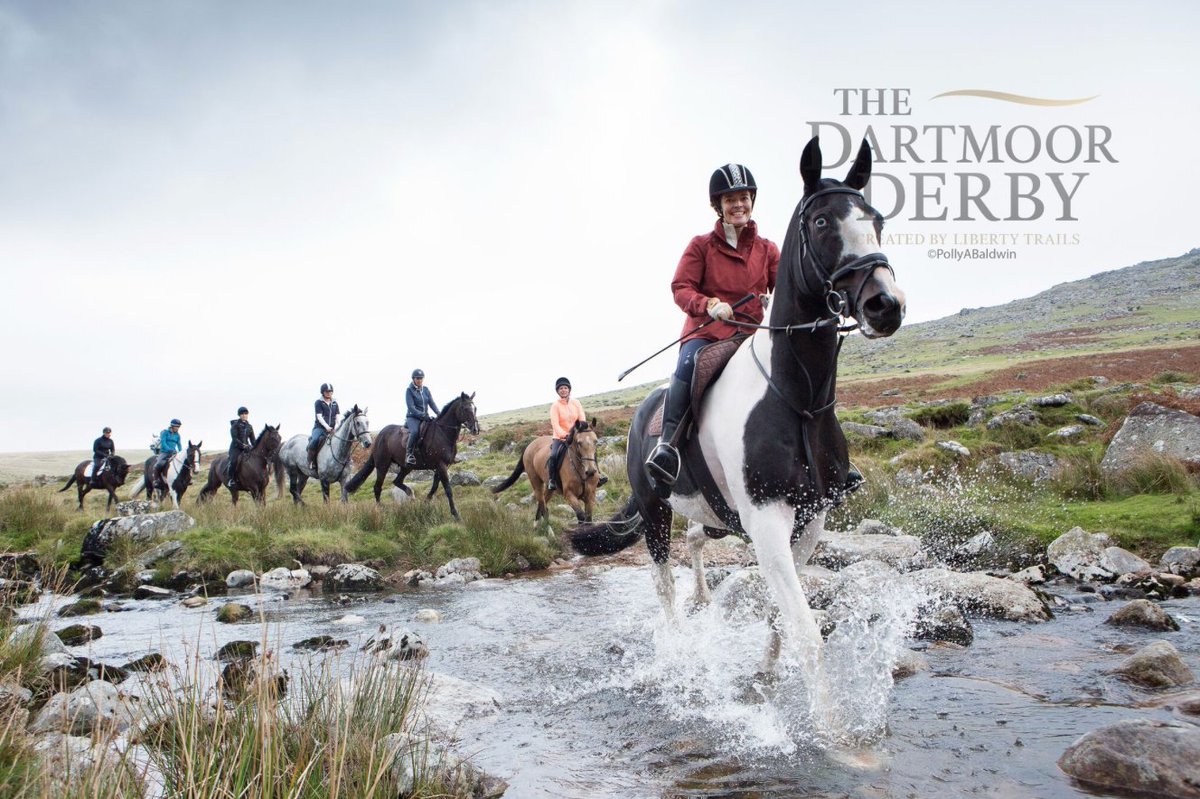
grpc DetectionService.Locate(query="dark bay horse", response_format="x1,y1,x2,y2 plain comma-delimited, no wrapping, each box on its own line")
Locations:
569,137,906,704
492,420,600,523
131,441,203,509
60,456,130,511
345,393,478,519
197,425,283,505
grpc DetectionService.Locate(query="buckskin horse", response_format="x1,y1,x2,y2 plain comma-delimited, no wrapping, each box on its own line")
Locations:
491,420,600,523
60,456,131,512
274,405,372,504
131,441,203,508
197,424,283,505
570,138,906,703
345,392,478,519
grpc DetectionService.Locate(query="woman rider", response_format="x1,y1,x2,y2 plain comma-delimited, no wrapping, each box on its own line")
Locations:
644,163,779,497
547,376,585,492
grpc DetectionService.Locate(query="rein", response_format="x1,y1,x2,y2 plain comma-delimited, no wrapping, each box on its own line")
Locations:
567,427,598,486
326,413,366,472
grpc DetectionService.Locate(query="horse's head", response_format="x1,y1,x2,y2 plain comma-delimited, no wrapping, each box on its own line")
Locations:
569,421,599,480
790,135,906,339
258,424,283,458
349,404,372,449
187,440,203,471
452,392,479,435
111,456,130,479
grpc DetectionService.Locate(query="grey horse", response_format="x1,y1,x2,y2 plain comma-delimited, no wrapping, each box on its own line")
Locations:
274,405,372,503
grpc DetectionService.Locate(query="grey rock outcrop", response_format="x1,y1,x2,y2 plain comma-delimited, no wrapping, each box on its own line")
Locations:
30,680,134,735
1101,401,1200,472
1161,546,1200,578
259,567,312,591
988,451,1061,482
79,511,195,563
226,569,257,588
812,533,928,572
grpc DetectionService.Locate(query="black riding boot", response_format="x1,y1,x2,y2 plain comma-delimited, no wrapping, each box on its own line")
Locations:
644,375,692,495
227,456,239,490
546,442,562,492
307,442,319,473
405,436,417,466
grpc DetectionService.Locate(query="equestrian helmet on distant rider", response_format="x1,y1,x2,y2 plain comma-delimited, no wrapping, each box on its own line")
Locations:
709,164,757,207
170,419,182,427
320,383,333,394
237,407,249,415
555,377,571,391
412,369,425,380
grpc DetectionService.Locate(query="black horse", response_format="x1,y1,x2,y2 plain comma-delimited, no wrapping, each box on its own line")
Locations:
197,425,283,505
345,392,479,519
569,137,906,687
60,456,130,512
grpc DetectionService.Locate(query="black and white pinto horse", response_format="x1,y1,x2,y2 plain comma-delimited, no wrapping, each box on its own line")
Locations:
571,137,905,699
274,405,372,503
130,441,203,508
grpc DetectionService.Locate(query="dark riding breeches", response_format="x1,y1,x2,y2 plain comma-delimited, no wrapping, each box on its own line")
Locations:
405,417,422,457
227,446,242,482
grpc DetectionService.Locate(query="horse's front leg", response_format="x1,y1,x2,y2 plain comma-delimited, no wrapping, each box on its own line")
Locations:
685,522,711,611
320,479,330,504
338,473,350,503
745,503,823,672
763,510,829,674
437,466,460,520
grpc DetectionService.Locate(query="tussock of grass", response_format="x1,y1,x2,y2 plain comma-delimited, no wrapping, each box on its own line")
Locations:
0,491,67,551
1109,452,1196,496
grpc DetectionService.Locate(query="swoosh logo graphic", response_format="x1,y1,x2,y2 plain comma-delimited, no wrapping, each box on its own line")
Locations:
931,90,1098,106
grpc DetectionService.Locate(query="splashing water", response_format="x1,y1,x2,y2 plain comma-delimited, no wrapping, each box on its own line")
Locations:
599,564,929,756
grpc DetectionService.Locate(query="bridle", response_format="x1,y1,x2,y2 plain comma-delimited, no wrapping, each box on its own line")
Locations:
326,410,369,471
565,425,598,485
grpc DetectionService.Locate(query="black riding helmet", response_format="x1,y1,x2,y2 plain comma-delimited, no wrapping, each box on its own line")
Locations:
412,369,425,380
320,383,333,394
555,377,571,391
709,163,757,214
237,407,249,416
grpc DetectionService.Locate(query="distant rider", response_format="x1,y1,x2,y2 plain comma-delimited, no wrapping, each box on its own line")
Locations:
227,407,256,489
547,377,586,492
308,383,339,472
644,163,779,497
92,427,115,485
405,369,438,466
155,419,182,484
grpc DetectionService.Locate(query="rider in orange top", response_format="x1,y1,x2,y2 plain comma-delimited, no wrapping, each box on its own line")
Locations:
547,377,584,491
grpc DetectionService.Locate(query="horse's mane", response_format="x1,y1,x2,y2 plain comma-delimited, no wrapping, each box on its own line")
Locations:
438,395,463,417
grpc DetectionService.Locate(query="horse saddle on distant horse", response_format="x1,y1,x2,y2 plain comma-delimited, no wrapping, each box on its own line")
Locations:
648,335,746,437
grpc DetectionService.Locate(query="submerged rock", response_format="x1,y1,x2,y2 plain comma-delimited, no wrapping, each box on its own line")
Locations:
55,625,102,647
216,603,253,623
1111,641,1195,689
1105,599,1180,632
1058,719,1200,798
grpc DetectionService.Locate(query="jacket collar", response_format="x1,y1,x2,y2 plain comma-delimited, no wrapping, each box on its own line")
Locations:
710,218,757,250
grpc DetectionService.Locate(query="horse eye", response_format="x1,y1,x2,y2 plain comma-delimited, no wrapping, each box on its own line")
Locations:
814,217,827,228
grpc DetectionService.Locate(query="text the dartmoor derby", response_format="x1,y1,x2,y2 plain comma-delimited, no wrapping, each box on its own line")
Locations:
810,88,1118,223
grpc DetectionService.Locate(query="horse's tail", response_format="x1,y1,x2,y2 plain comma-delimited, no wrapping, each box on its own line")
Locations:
568,497,645,556
272,455,286,498
344,458,374,494
59,474,77,492
490,451,528,494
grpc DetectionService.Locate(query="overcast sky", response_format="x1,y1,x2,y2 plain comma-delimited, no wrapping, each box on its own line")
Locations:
2,0,1198,452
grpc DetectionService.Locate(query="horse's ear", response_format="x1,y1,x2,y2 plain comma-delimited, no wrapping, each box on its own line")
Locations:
197,440,203,447
469,392,476,400
843,138,872,190
800,136,823,193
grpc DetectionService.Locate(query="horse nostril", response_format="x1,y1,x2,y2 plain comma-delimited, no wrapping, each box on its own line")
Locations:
864,293,897,316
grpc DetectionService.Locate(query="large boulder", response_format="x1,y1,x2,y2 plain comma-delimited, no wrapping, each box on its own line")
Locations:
29,680,135,735
987,451,1061,482
812,533,928,572
323,564,383,593
79,511,195,563
1047,527,1115,581
908,569,1052,622
259,567,312,591
1161,546,1200,578
1110,640,1195,689
1058,720,1200,798
1101,401,1200,472
864,409,925,441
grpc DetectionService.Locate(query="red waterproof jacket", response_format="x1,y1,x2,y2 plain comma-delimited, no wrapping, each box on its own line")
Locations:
671,220,780,342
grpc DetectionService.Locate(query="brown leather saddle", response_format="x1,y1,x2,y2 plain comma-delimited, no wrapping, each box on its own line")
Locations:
648,335,747,436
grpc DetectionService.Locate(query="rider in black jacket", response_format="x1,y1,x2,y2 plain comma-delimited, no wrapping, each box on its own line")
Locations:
92,427,115,485
308,383,339,472
227,407,256,489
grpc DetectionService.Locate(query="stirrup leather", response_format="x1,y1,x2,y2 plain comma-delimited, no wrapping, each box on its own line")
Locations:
645,441,681,486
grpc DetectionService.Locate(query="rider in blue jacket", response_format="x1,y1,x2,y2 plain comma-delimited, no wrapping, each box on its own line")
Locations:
155,419,182,482
405,369,438,465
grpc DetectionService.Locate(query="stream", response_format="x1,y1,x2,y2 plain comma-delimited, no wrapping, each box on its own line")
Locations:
22,563,1200,798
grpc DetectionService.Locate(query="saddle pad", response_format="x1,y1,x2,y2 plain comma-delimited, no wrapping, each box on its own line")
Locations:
647,336,747,437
